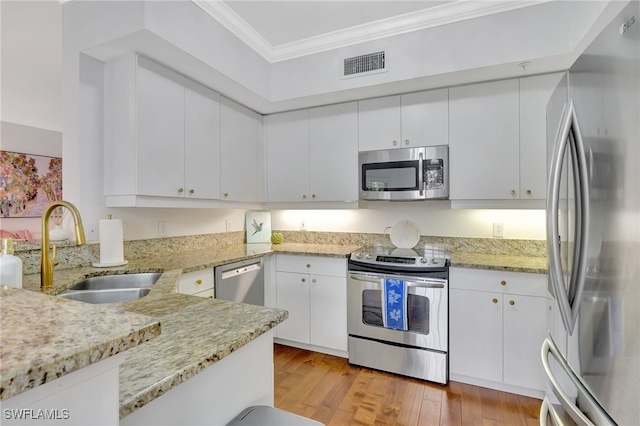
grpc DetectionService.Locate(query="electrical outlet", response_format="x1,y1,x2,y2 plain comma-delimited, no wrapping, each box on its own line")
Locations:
225,219,232,232
157,221,167,237
87,223,97,241
300,219,306,231
493,222,504,238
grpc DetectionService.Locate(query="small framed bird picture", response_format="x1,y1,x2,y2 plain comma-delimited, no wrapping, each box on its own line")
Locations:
245,211,272,244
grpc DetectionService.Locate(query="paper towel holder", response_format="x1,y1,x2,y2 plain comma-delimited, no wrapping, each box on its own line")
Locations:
92,215,129,268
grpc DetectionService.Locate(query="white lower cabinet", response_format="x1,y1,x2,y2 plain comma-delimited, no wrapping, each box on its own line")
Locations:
178,268,214,298
274,255,347,354
449,267,548,397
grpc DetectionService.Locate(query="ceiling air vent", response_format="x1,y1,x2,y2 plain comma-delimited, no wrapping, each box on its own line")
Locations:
343,51,387,78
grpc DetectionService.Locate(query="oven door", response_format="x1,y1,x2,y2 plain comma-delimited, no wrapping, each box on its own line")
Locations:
359,148,425,200
347,271,448,352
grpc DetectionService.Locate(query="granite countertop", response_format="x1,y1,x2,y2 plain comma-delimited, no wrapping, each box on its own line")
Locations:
5,241,545,418
0,286,161,401
451,252,548,274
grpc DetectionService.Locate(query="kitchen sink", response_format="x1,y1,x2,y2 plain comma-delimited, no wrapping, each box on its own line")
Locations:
58,288,151,304
67,272,162,290
57,272,161,304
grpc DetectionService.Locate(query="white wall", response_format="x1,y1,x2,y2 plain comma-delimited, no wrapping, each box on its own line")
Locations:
2,1,545,242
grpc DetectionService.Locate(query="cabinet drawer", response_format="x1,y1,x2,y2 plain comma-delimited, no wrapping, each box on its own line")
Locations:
192,287,214,299
450,267,547,296
276,254,346,277
178,268,214,295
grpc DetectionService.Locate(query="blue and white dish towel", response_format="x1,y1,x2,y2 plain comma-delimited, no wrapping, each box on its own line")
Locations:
382,278,408,331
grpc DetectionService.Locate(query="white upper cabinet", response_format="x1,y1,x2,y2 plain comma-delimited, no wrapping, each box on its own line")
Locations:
449,79,520,201
184,79,221,200
519,73,565,200
449,73,563,205
266,109,310,202
266,102,358,204
358,89,448,151
220,97,261,202
104,54,222,206
309,102,358,202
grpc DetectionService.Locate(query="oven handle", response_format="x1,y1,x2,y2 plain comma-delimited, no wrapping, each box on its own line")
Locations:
349,272,446,288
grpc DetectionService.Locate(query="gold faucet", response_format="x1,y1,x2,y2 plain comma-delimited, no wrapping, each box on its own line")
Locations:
41,200,86,289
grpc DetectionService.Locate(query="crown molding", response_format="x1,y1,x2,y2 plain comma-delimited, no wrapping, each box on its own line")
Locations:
194,0,551,63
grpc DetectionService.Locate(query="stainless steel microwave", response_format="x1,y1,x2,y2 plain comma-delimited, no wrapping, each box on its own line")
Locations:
359,146,449,201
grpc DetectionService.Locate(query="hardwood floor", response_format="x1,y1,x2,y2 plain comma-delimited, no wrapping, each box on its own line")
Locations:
274,344,541,426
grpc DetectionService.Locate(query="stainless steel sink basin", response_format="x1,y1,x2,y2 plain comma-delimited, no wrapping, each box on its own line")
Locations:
58,288,151,304
68,272,161,290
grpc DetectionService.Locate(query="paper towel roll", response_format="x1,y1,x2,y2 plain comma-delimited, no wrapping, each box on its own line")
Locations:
97,218,125,265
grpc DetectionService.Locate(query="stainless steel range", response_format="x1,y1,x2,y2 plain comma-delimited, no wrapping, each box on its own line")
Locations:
347,245,450,384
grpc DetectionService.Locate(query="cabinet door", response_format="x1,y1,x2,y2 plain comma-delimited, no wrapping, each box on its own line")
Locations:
309,274,347,351
265,109,310,202
358,95,401,151
503,294,547,391
309,102,358,202
184,79,221,200
401,89,449,147
136,57,185,197
275,271,310,343
519,73,564,200
450,289,503,382
449,79,520,200
220,97,260,201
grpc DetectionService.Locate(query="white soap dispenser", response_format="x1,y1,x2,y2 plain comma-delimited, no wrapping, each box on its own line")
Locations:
0,238,23,288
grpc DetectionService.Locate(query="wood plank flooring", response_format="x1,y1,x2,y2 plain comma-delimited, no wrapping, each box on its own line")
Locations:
274,344,541,426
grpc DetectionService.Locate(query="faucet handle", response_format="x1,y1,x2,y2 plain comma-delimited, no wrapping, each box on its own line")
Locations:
51,244,60,267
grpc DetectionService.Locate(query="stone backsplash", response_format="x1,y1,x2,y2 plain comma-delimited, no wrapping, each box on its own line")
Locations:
14,231,545,275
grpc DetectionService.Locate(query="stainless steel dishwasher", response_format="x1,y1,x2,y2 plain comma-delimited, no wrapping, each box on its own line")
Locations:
214,257,264,306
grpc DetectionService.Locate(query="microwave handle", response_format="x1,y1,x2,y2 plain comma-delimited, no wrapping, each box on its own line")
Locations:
418,152,424,196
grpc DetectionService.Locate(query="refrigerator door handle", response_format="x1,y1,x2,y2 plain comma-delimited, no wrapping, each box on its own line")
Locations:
540,397,567,426
546,101,590,335
541,336,614,426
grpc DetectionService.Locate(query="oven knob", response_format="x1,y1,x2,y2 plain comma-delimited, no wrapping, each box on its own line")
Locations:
365,254,373,260
431,258,440,265
355,253,363,259
420,257,428,263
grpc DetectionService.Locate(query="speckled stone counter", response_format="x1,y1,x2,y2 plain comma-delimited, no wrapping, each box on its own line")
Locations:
0,286,160,401
451,252,548,274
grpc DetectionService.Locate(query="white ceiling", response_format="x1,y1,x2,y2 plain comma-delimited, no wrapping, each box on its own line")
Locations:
195,0,552,62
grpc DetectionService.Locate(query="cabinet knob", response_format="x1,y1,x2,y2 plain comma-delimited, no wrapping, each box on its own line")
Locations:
196,279,202,285
302,194,307,199
492,298,498,304
224,192,229,198
189,189,195,194
526,189,532,195
208,295,213,298
301,278,306,283
312,278,317,283
311,194,316,199
510,189,516,196
392,140,398,146
509,300,515,306
500,280,507,286
404,139,409,145
306,264,311,268
178,188,184,193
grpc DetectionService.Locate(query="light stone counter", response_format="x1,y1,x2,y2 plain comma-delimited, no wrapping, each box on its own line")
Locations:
451,252,548,274
0,286,160,401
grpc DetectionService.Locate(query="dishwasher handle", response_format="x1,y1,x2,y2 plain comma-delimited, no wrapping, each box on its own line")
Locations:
220,262,261,280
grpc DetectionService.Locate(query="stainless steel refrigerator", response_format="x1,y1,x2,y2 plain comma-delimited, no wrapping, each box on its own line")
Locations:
542,1,639,425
